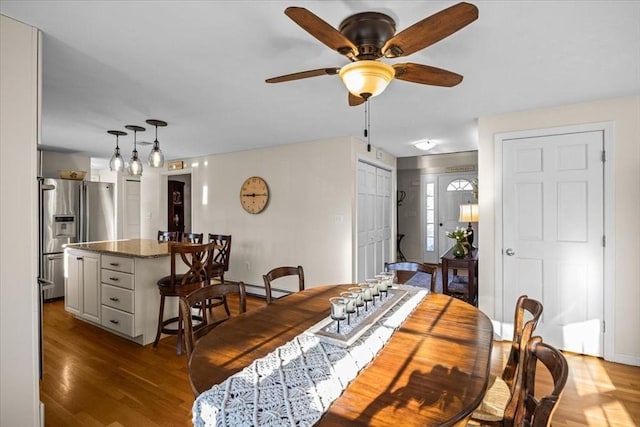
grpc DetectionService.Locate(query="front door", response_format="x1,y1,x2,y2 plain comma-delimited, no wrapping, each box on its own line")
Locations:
437,173,477,258
502,130,604,356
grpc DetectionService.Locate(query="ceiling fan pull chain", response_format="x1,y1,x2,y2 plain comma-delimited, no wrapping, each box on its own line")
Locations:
365,99,371,152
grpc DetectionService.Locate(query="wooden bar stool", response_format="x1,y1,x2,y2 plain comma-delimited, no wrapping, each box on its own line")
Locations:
153,241,215,355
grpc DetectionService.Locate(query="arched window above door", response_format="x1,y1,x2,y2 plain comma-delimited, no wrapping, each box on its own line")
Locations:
446,178,473,191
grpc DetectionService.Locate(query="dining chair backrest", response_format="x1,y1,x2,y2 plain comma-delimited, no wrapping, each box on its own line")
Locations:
169,242,216,287
384,262,439,292
262,265,305,305
502,295,544,387
513,337,569,427
207,234,232,281
182,232,204,244
179,281,247,358
158,230,180,242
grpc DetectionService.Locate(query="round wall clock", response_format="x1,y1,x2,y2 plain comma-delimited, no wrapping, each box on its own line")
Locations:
240,176,270,214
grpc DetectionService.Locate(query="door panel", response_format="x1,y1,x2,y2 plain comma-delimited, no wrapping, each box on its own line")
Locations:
503,130,604,356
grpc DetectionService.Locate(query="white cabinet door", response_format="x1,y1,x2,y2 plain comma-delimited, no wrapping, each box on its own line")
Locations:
80,253,100,323
64,249,100,323
65,252,81,315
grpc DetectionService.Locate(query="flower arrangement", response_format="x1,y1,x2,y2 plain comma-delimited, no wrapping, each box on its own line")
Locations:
446,227,470,242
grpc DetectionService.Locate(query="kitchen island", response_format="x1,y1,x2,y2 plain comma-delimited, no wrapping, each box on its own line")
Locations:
64,239,173,346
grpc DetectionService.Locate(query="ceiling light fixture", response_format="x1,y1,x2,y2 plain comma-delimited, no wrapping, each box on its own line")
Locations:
108,130,127,172
339,60,395,100
125,125,145,176
146,119,167,168
414,140,437,151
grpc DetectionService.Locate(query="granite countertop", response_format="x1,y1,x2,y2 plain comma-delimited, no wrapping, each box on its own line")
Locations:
64,239,172,258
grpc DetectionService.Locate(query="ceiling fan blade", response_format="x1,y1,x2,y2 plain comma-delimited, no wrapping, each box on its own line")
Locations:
382,2,478,58
393,63,463,87
266,68,340,83
348,92,365,107
285,7,358,58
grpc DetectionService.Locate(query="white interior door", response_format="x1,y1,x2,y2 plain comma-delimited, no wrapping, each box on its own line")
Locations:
502,130,604,356
357,161,392,282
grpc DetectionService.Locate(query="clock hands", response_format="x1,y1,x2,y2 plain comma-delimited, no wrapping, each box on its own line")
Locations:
242,193,268,197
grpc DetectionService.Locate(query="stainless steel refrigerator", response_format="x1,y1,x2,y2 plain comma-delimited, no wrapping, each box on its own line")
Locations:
38,178,115,301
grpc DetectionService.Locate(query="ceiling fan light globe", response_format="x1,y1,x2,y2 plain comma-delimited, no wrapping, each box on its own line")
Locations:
339,60,394,98
148,147,164,168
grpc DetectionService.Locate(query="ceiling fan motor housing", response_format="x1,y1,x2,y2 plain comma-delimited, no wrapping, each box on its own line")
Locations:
339,12,396,60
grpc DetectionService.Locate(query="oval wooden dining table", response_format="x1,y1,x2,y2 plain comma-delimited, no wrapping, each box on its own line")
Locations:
189,284,494,426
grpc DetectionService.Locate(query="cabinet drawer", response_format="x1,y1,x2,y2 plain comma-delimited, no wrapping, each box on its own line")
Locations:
101,305,135,336
102,255,134,274
101,269,134,290
101,283,134,313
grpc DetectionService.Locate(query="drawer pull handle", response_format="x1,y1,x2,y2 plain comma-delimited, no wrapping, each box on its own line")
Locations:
109,277,119,281
110,319,120,325
109,297,120,302
77,257,83,260
109,263,119,266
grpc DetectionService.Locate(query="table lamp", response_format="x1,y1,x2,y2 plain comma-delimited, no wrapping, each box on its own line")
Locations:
459,203,479,248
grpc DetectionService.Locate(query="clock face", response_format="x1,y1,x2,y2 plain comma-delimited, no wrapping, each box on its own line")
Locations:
240,176,269,214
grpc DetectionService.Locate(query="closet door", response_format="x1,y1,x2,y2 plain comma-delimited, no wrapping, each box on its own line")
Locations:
357,161,392,282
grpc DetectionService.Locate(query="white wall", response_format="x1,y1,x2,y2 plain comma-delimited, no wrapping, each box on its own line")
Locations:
478,96,640,365
0,14,41,426
140,137,394,293
39,150,90,178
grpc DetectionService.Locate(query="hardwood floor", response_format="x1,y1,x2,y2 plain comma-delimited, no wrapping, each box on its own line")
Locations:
41,297,640,426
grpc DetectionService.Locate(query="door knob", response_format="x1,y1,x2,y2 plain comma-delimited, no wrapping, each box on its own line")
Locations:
505,248,515,256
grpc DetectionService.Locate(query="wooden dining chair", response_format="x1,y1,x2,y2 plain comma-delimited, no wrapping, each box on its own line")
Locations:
158,230,180,242
179,281,247,359
182,232,203,243
207,234,232,282
469,295,543,425
262,265,305,305
513,336,569,427
153,241,216,355
384,261,438,292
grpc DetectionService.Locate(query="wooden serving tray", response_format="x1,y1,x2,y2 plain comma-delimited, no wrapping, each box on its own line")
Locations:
308,289,408,348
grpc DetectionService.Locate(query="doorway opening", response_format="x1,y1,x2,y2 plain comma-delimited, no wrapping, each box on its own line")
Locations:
167,174,192,234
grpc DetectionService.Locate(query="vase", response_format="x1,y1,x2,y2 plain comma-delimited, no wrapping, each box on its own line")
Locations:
452,241,466,258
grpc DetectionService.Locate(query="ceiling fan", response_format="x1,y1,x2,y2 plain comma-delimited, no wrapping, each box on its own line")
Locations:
266,2,478,106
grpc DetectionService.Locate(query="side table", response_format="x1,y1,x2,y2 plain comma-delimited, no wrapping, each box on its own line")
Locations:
441,246,478,306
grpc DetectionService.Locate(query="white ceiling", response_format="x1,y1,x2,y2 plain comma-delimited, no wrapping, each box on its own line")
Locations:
2,1,639,163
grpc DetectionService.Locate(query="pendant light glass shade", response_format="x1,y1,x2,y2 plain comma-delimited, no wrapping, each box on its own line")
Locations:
108,130,127,172
125,125,145,176
146,119,167,168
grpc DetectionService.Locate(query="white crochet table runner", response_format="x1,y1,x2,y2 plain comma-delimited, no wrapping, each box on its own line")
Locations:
192,289,428,427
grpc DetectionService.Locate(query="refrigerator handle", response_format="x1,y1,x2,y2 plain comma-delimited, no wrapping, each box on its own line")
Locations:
80,183,87,242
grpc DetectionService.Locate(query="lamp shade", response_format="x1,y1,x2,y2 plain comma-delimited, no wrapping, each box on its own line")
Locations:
339,60,395,99
459,203,479,222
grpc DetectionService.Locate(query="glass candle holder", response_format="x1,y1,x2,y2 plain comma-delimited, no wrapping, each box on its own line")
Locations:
329,297,347,333
348,287,364,315
358,283,373,311
340,291,357,324
375,274,389,297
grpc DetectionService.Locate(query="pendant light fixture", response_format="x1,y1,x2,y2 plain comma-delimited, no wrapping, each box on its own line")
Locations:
145,119,167,168
125,125,145,176
108,130,127,172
